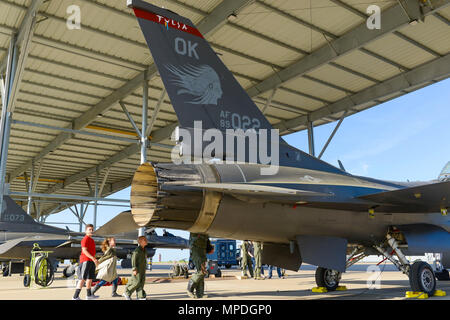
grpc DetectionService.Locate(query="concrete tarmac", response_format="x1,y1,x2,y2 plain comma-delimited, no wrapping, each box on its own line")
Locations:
1,262,450,300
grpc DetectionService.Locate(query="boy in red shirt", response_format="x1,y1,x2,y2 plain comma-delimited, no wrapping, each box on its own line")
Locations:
73,224,98,300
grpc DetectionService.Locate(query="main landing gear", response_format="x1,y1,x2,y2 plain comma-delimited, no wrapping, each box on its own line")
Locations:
373,231,437,296
314,230,439,296
314,246,367,291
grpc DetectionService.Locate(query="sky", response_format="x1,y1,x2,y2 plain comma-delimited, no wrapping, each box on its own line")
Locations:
47,77,450,262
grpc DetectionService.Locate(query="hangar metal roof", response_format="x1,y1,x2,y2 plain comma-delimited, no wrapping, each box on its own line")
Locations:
0,0,449,219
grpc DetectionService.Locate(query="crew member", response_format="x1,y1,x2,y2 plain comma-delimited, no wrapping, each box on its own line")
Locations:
240,240,254,278
123,236,148,300
187,233,212,298
253,241,265,280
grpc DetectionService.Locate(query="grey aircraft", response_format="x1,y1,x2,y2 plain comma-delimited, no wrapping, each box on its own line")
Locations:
127,0,450,295
0,196,188,275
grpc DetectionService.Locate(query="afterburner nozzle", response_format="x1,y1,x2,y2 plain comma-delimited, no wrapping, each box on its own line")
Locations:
130,163,204,229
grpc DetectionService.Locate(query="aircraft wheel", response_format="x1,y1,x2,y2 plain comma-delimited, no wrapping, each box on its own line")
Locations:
23,274,31,287
315,267,341,291
121,259,132,269
409,261,436,296
2,265,9,277
435,269,450,281
62,265,75,278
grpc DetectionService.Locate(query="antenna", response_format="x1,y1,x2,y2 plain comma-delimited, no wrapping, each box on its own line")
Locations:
338,160,346,172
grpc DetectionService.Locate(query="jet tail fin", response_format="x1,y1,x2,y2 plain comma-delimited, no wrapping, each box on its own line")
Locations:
128,0,344,174
128,0,273,133
1,196,36,224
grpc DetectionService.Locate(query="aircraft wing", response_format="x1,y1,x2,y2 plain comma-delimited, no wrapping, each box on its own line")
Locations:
357,180,450,213
0,236,70,258
146,234,189,249
0,237,29,255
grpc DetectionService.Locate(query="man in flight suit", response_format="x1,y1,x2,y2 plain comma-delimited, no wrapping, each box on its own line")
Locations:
253,241,265,280
187,233,211,298
240,240,254,278
123,236,148,300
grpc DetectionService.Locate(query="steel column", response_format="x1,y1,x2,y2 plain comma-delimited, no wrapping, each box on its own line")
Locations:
141,73,149,165
26,160,34,214
8,191,130,203
0,111,12,213
79,203,84,232
139,73,149,237
307,118,315,157
145,89,166,138
261,88,277,115
94,168,99,230
318,111,348,159
120,101,142,138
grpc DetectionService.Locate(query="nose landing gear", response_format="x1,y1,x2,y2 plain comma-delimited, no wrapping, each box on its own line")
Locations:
315,267,341,291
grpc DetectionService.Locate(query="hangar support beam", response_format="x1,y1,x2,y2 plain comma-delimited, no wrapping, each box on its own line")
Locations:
307,118,315,157
0,0,44,214
274,53,450,134
318,111,348,160
245,0,449,99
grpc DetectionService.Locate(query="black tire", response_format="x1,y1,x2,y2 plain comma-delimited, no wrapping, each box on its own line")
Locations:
216,269,222,278
23,274,31,287
2,265,9,277
62,266,75,278
315,267,341,291
121,259,132,269
225,264,231,269
409,261,436,295
435,269,450,281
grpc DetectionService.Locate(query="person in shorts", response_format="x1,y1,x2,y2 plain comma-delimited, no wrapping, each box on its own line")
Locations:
72,224,98,300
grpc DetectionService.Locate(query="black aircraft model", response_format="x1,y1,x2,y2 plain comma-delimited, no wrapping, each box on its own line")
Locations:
0,196,188,276
126,0,450,296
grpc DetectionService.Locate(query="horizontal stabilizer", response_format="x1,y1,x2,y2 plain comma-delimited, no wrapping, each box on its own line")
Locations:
94,210,139,237
187,183,332,198
0,237,27,255
0,235,69,256
358,180,450,212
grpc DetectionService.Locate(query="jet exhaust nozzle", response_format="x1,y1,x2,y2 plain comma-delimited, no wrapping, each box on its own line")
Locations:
130,163,205,229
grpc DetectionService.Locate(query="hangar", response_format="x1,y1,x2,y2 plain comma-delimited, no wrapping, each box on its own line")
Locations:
0,0,449,229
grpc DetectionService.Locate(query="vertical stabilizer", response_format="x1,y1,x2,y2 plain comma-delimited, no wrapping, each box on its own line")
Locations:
128,0,344,174
1,196,36,224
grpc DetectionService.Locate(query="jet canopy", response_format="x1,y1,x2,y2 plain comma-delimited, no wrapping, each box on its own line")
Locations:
439,162,450,181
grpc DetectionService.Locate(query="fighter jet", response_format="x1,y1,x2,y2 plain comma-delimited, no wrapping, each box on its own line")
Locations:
127,0,450,296
0,196,188,275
